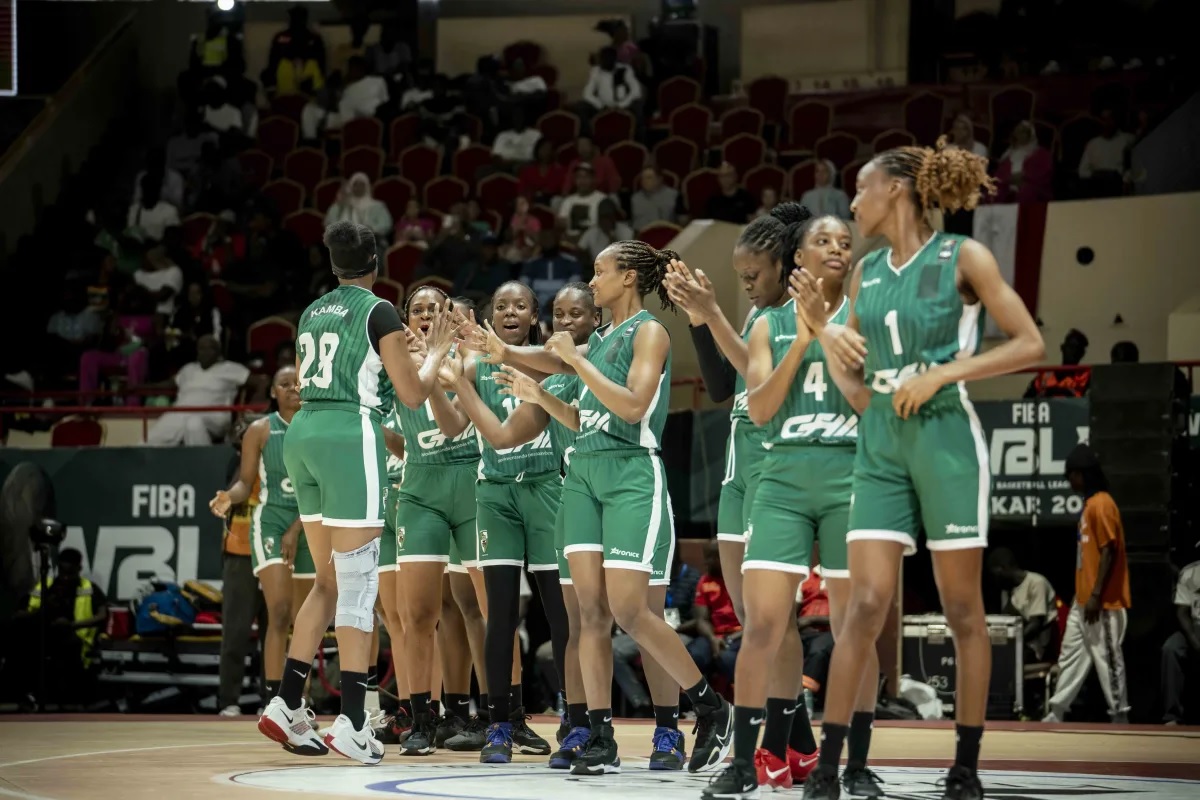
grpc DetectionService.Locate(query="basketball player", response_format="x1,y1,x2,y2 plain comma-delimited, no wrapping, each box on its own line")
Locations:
375,407,412,741
209,365,302,705
257,221,457,764
797,141,1044,800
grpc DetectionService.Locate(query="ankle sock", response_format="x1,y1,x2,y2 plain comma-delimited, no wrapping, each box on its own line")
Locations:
763,697,795,760
818,722,848,771
733,705,764,763
653,704,680,730
847,711,875,769
788,694,818,754
341,670,368,730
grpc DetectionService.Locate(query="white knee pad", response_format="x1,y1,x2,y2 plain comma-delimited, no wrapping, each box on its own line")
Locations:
333,538,380,632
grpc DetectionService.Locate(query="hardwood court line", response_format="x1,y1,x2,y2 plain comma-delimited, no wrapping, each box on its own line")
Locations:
0,742,249,770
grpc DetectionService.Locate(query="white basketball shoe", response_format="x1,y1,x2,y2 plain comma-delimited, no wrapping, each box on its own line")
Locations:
324,714,385,765
258,696,329,756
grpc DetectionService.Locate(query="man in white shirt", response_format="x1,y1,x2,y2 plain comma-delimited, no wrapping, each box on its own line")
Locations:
577,46,643,135
507,59,547,96
147,336,251,446
988,547,1059,662
631,167,681,231
1078,108,1134,196
556,163,611,241
127,176,181,243
1162,560,1200,724
134,248,185,318
337,56,389,123
491,110,542,166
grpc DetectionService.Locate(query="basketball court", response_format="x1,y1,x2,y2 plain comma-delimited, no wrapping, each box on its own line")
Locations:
1,716,1197,799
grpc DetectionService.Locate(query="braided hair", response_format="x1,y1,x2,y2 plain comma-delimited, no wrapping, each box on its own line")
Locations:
602,240,678,312
736,202,813,288
402,283,449,321
491,280,541,345
873,136,995,214
323,221,377,278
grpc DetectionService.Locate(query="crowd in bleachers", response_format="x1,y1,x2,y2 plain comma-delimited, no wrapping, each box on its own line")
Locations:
2,4,1181,435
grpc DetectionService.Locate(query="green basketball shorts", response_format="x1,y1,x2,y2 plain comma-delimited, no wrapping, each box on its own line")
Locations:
395,461,478,567
380,482,401,573
292,527,316,579
716,420,767,544
848,391,991,554
475,471,560,571
744,446,854,578
250,504,298,576
285,406,386,527
559,453,675,586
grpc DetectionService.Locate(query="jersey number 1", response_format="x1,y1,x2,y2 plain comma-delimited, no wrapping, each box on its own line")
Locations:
883,309,904,356
298,332,340,389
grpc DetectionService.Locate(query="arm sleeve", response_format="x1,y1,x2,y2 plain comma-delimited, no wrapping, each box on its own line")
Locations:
368,300,405,353
688,324,737,402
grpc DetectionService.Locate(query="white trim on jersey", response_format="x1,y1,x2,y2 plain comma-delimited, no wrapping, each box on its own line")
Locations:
356,297,387,411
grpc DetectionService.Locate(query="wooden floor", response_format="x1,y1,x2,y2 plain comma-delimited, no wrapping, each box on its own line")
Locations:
0,715,1197,799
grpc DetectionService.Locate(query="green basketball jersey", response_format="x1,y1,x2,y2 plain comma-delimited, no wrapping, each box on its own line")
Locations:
258,412,298,508
730,305,771,426
764,298,857,448
296,284,390,417
475,361,559,479
543,373,581,466
396,398,480,466
575,310,671,455
855,233,982,404
382,407,404,483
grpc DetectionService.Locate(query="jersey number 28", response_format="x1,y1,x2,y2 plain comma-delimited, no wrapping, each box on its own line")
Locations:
297,332,340,389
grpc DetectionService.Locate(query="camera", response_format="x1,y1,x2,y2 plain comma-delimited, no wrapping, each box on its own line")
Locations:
30,518,66,548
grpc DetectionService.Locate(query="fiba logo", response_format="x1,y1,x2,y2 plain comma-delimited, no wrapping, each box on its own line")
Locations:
479,530,488,552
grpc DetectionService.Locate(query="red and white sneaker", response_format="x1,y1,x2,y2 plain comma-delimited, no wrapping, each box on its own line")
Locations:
324,714,385,766
258,696,328,756
754,748,793,790
787,747,818,782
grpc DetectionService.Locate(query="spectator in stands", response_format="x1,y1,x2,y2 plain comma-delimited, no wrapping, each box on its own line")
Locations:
949,113,989,158
394,199,436,249
366,20,412,83
1043,444,1131,724
127,175,181,244
688,540,742,683
79,285,154,404
455,232,515,303
223,202,303,323
135,246,186,319
200,78,245,136
502,195,542,263
520,228,580,312
994,120,1054,203
189,10,245,79
508,58,547,96
987,547,1058,663
578,46,643,131
1162,559,1200,724
631,166,681,230
492,109,542,167
1024,328,1090,398
704,162,755,224
463,55,509,139
188,139,244,213
324,173,394,243
300,74,344,142
609,20,642,67
518,138,567,205
420,213,478,284
798,159,852,220
166,111,218,177
132,147,186,211
45,282,104,380
338,56,389,124
562,136,621,195
399,63,435,111
1079,108,1134,198
263,5,325,96
464,199,492,237
577,199,633,267
164,281,222,370
797,570,834,708
557,163,610,241
753,186,779,220
146,335,251,446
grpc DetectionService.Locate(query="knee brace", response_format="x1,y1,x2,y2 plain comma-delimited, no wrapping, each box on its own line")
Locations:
333,538,380,632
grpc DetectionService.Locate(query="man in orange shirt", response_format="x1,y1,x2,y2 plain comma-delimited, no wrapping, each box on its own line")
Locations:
1043,445,1131,723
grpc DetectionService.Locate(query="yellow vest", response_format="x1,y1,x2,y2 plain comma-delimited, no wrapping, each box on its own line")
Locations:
28,577,98,667
197,34,228,68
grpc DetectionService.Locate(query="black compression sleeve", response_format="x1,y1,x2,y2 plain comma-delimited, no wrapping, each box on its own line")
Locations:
368,300,405,354
689,324,737,402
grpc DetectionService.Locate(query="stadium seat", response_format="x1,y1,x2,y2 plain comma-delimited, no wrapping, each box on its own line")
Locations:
373,177,417,220
536,110,581,147
385,243,424,285
721,134,767,177
256,115,299,163
719,107,765,140
814,132,862,168
340,146,384,183
246,317,298,372
424,175,470,214
397,144,442,193
313,177,342,212
903,91,947,147
637,223,682,250
388,113,421,162
744,164,786,203
453,144,494,185
781,101,833,155
682,169,720,216
236,149,274,190
668,104,712,152
652,137,698,184
282,209,324,248
261,179,306,217
341,117,383,151
872,128,917,154
50,416,104,448
374,278,404,305
747,75,789,127
607,141,649,191
651,76,702,129
592,108,635,151
283,148,328,197
787,160,818,199
478,173,519,214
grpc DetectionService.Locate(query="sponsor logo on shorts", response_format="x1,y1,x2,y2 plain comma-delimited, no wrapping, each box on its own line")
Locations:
609,547,639,558
479,530,489,552
264,538,275,555
944,523,978,535
281,477,295,495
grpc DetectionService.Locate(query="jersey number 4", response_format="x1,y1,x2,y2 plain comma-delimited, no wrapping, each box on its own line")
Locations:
297,332,341,389
802,362,827,402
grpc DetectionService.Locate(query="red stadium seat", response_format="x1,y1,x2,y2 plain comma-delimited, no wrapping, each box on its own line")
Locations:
592,108,635,151
607,141,649,191
341,117,383,150
283,148,328,197
530,204,557,231
652,76,702,128
719,107,765,140
270,94,308,122
388,113,421,162
682,169,720,216
397,144,442,193
386,243,424,285
453,144,494,185
50,416,104,447
747,75,789,127
989,85,1037,139
340,146,384,183
409,275,454,295
503,40,543,69
814,132,861,168
256,115,299,163
1059,114,1101,173
282,210,325,249
782,101,833,155
374,277,404,305
872,128,916,154
721,134,766,177
373,177,417,220
313,177,342,212
531,63,558,88
478,173,519,214
424,176,470,214
903,91,947,147
261,179,306,217
637,223,681,250
787,160,817,199
236,149,274,190
246,316,297,370
841,158,869,194
459,114,484,144
669,104,712,152
536,110,581,147
743,164,786,203
554,140,579,166
652,137,698,183
181,213,214,248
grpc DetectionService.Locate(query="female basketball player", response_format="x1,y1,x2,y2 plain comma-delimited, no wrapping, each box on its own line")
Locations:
702,215,879,799
389,285,493,756
470,242,734,776
422,281,571,764
257,221,457,765
797,142,1044,800
209,365,302,705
